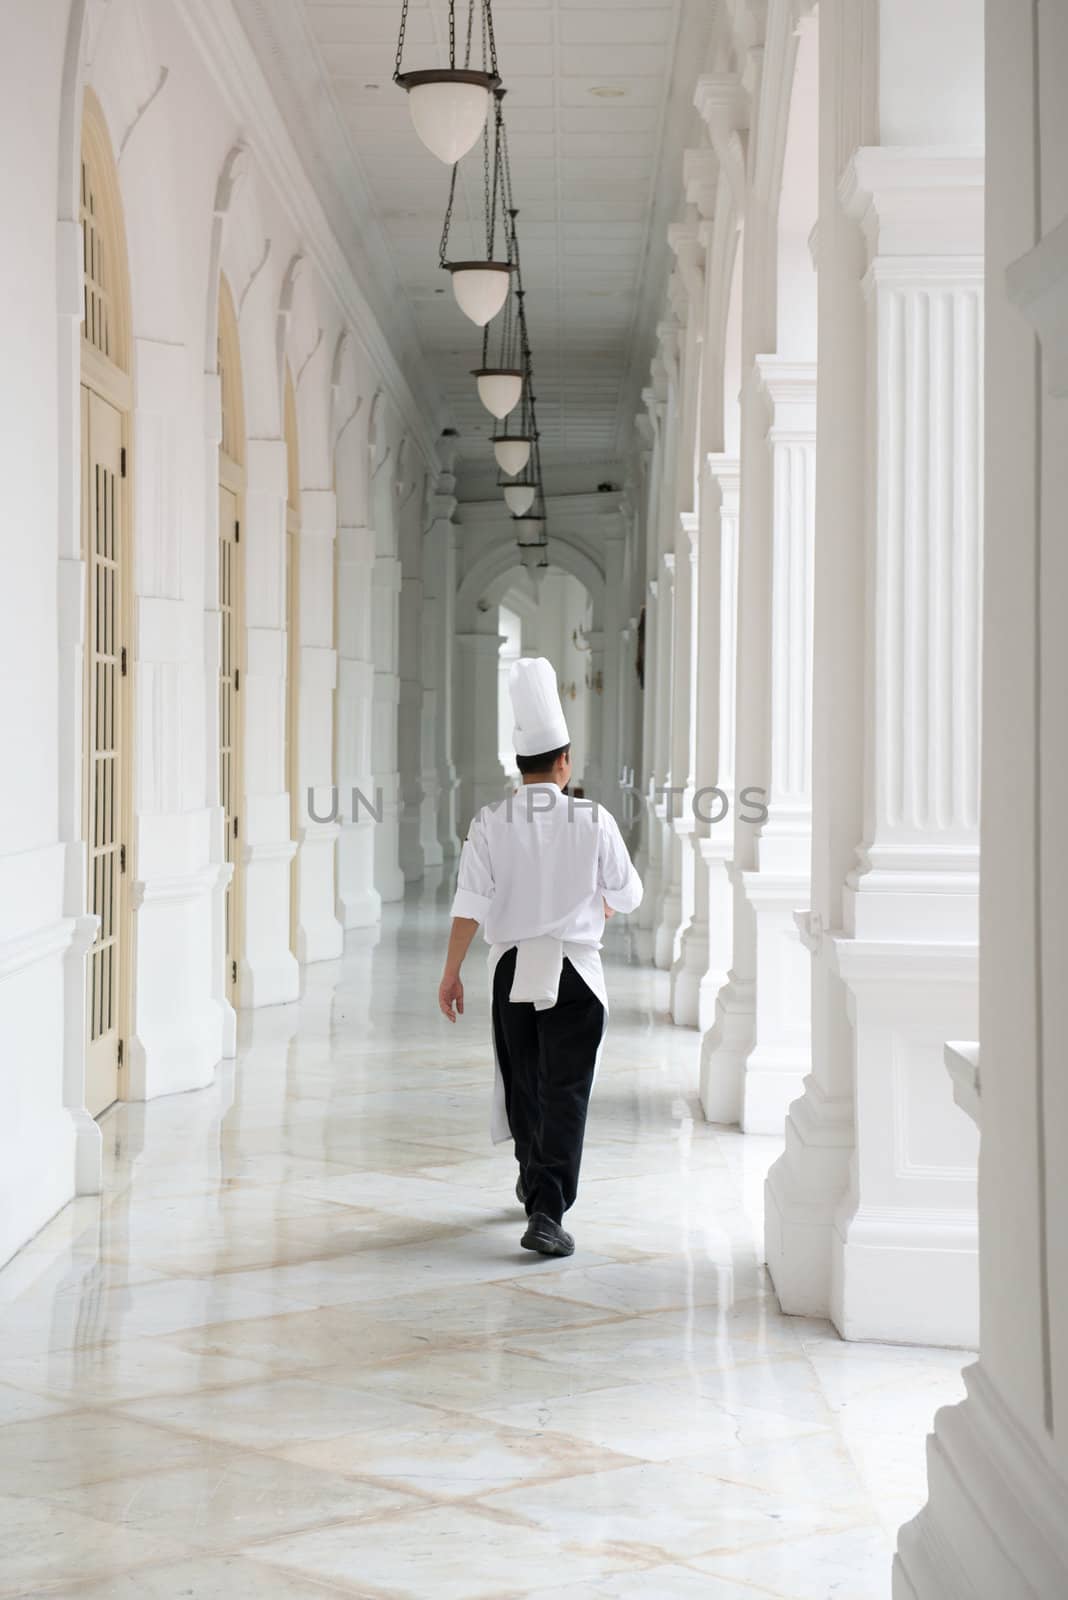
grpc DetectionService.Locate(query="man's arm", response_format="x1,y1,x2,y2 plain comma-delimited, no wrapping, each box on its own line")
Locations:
441,812,494,1022
598,811,643,916
439,917,479,1023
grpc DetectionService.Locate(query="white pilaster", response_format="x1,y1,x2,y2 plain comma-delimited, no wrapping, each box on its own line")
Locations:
335,521,381,930
241,437,299,1007
372,553,405,903
291,489,343,964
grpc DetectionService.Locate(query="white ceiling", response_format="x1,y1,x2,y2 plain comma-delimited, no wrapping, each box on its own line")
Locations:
235,0,714,488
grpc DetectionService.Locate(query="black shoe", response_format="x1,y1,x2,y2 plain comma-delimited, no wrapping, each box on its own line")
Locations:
521,1212,575,1258
515,1172,527,1208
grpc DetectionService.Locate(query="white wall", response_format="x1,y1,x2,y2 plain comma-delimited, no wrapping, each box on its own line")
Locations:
0,0,438,1269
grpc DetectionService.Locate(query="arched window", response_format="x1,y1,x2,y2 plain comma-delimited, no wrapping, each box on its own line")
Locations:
217,273,245,1003
80,89,132,1118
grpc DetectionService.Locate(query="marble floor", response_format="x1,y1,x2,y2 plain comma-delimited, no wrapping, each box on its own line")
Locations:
0,878,970,1599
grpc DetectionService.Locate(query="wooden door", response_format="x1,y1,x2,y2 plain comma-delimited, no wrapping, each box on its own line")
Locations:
83,387,128,1117
219,482,243,1000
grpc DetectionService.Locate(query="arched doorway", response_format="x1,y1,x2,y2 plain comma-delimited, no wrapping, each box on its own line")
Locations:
80,90,133,1118
284,364,301,954
217,273,245,1004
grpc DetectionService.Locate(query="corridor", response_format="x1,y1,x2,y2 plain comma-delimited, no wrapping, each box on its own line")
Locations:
0,887,967,1599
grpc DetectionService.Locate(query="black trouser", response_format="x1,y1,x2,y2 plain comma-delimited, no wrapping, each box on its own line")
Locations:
492,946,605,1225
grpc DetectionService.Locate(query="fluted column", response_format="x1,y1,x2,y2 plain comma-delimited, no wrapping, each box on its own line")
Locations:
770,145,983,1349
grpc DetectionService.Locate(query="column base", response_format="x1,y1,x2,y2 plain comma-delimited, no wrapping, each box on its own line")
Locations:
239,952,300,1009
338,886,382,929
832,1205,978,1348
699,974,755,1124
893,1364,1068,1599
294,827,344,964
670,918,706,1026
739,867,812,1134
127,1007,222,1101
654,886,682,969
764,1075,853,1318
740,1044,809,1135
831,933,979,1347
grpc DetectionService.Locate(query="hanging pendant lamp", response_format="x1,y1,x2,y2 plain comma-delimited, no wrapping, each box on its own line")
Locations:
493,434,532,474
394,2,500,165
504,482,536,516
473,366,523,418
447,261,513,326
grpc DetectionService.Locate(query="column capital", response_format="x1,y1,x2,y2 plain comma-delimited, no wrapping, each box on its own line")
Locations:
841,147,984,261
694,73,749,212
754,355,817,439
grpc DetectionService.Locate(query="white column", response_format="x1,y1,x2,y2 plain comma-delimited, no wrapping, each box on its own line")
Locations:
729,359,816,1130
241,438,299,1007
335,520,381,930
372,554,405,903
128,338,223,1094
292,489,343,962
764,0,870,1317
455,630,509,833
678,456,740,1042
669,512,702,1017
895,4,1068,1591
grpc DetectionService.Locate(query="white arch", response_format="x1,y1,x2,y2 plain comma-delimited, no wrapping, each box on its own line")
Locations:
456,534,605,631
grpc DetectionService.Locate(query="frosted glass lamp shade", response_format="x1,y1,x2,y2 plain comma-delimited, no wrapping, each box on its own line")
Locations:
493,436,532,475
513,515,546,545
473,368,523,419
396,70,495,165
504,483,536,516
447,262,512,326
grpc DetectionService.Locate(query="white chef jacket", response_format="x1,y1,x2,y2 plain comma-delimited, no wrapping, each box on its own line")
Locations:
450,783,643,1141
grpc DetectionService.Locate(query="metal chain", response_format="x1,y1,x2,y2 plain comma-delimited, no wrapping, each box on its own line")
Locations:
463,0,474,69
438,162,458,267
482,113,492,257
449,0,456,70
484,0,499,79
394,0,410,78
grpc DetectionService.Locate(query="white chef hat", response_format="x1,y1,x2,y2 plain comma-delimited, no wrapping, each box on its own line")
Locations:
509,656,570,758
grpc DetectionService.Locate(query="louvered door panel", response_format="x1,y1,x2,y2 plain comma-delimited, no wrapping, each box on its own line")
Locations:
83,389,126,1117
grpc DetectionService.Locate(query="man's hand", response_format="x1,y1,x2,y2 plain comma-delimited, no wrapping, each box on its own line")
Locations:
603,898,616,920
439,971,465,1023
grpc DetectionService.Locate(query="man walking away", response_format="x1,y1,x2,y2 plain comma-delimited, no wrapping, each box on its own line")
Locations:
438,656,642,1257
